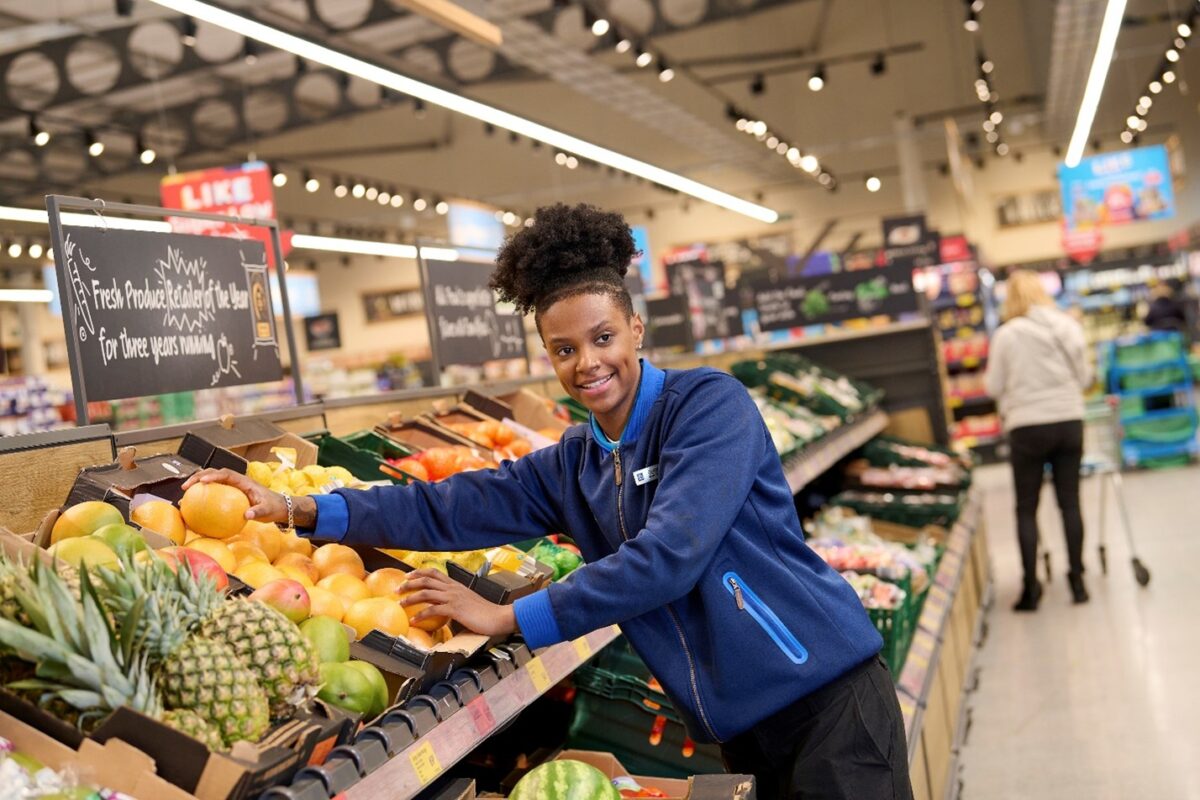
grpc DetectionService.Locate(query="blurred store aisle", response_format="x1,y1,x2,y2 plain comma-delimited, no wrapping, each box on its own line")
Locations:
959,463,1200,799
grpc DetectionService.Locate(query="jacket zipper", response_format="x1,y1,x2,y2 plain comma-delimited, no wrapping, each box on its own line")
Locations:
613,445,719,742
724,572,809,665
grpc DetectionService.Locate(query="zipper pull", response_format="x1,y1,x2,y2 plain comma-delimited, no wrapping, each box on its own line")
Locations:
613,448,623,486
729,577,744,610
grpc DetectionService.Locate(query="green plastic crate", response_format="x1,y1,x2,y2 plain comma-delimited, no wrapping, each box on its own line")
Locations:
569,638,725,779
1113,335,1184,367
865,573,915,675
1119,364,1191,391
308,430,418,485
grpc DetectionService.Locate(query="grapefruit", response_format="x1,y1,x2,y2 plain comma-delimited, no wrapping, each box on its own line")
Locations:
234,561,287,590
343,597,409,640
398,588,450,632
236,520,284,561
364,567,409,597
312,543,366,580
228,541,269,566
183,538,237,573
403,628,435,650
179,483,250,539
51,501,124,544
130,501,186,545
317,573,371,605
279,532,314,557
307,586,346,622
275,553,320,583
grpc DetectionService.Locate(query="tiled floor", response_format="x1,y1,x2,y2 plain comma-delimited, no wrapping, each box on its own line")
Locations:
957,462,1200,799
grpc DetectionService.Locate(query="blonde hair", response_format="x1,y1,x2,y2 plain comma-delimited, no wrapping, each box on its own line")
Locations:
1002,269,1053,321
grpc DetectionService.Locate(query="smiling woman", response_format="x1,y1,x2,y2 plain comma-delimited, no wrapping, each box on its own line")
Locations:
186,203,912,799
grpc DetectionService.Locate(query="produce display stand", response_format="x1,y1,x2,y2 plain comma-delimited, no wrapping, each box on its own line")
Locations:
895,490,991,800
0,424,116,533
782,408,889,493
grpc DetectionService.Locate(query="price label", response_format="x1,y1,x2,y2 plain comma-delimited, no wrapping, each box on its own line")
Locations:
573,637,592,661
526,656,551,693
409,741,441,785
467,697,496,736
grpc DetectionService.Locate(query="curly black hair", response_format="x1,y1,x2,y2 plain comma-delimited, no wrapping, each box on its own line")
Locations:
491,203,638,318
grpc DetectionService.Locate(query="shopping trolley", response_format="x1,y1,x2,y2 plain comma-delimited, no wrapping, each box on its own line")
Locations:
1073,397,1151,586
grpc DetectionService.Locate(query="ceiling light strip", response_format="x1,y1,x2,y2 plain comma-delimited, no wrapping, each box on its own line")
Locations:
143,0,778,224
1065,0,1128,167
0,289,53,303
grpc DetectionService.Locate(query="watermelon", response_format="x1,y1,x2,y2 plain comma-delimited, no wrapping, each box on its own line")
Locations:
510,760,621,800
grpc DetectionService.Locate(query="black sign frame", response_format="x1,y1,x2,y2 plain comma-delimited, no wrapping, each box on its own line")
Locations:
45,195,302,425
749,264,924,332
303,312,342,351
416,249,529,375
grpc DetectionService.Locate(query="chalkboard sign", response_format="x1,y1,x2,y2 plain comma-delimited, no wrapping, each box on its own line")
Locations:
882,215,940,269
645,295,695,351
421,258,527,367
55,226,283,401
750,264,922,332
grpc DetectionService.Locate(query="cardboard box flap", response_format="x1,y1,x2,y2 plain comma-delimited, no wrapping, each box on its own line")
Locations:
462,389,569,433
182,416,319,470
66,449,200,512
188,416,290,450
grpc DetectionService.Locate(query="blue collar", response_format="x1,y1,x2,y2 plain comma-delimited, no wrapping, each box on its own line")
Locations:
588,359,665,452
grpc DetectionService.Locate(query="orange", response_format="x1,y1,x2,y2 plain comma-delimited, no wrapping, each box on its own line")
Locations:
317,573,371,605
280,532,314,557
228,541,269,566
343,597,409,640
179,483,250,539
364,567,410,598
184,529,204,544
184,538,237,573
235,520,284,561
277,564,315,588
130,501,186,545
403,627,435,650
234,561,287,590
275,553,320,583
307,586,346,621
398,588,450,632
312,543,366,580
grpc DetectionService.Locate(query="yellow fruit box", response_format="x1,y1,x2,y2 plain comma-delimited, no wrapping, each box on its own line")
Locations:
180,414,318,472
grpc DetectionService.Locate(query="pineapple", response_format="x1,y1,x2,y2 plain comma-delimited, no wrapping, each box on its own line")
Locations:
98,554,316,724
0,559,162,730
200,598,320,715
162,707,227,752
94,556,271,747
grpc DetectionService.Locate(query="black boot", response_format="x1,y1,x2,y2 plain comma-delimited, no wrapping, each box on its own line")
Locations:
1068,572,1089,604
1013,579,1042,612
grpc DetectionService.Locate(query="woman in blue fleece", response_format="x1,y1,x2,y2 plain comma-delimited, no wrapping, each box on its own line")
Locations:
185,203,911,798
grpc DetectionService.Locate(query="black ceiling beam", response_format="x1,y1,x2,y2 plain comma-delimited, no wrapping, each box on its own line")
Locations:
700,42,925,84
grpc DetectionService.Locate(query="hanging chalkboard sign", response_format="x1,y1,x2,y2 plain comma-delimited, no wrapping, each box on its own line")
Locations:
645,295,695,351
420,258,527,368
749,264,922,332
53,225,283,402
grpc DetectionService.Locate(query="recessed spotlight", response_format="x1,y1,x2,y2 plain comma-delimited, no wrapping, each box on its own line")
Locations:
990,111,1003,124
1178,23,1192,38
766,136,779,149
1166,48,1180,62
272,169,287,187
566,156,579,169
865,176,881,192
555,152,568,166
751,120,768,137
776,142,789,155
351,183,366,198
436,201,450,215
365,186,379,201
1163,70,1177,84
413,197,427,211
996,142,1010,156
982,119,995,132
7,241,22,258
28,242,43,260
800,155,819,173
502,211,517,226
1120,130,1134,143
1149,80,1163,94
1139,95,1152,108
786,147,800,161
390,193,404,207
377,191,391,205
986,130,999,143
1175,37,1187,50
735,118,748,131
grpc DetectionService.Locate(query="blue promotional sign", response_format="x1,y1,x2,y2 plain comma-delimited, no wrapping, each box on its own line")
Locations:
1058,145,1175,230
447,203,506,252
630,225,652,288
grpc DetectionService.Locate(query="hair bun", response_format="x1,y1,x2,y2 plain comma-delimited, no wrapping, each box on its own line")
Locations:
491,203,636,314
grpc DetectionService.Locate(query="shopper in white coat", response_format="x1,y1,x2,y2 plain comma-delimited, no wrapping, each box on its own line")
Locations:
985,270,1093,611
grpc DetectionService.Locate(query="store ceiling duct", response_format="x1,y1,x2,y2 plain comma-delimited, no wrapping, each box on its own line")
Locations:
1044,0,1109,143
143,0,779,224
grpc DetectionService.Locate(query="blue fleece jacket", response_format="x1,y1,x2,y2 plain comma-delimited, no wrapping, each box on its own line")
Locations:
305,361,882,743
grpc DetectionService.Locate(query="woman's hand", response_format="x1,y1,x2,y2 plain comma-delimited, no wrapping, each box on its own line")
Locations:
181,468,297,524
400,569,516,637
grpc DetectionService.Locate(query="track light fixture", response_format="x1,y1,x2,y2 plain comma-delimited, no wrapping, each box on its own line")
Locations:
365,186,379,201
180,16,197,47
591,15,610,36
865,176,881,192
304,171,320,192
413,197,427,212
333,177,348,198
243,39,258,65
658,60,674,82
138,136,157,165
870,53,887,76
750,73,765,95
435,200,450,215
86,130,104,157
351,182,366,198
615,37,632,53
635,48,653,68
807,64,825,91
29,117,50,147
964,9,979,32
28,242,43,260
377,190,391,205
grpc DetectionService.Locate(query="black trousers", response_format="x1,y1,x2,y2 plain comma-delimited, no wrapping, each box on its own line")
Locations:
719,656,913,799
1008,419,1086,582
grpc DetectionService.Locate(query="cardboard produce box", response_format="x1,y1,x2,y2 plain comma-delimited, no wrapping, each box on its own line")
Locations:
0,708,198,800
375,415,483,453
180,415,318,472
462,388,571,436
61,446,200,522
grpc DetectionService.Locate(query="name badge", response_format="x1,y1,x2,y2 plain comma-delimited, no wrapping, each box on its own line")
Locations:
633,465,659,486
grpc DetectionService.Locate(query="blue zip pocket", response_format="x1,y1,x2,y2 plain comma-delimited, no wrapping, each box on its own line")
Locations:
723,571,809,665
